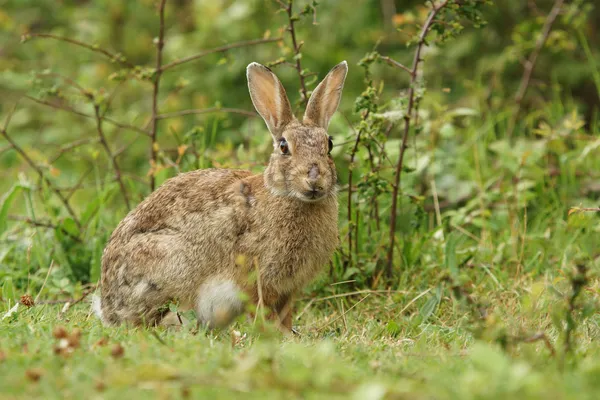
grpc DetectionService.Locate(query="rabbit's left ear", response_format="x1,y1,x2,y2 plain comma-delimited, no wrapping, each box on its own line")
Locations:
303,61,348,129
247,62,294,140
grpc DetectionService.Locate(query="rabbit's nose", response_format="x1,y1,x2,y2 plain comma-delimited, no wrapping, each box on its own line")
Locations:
308,164,320,180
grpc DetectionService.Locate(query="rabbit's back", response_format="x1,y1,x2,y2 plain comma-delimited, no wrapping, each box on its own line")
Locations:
100,169,255,325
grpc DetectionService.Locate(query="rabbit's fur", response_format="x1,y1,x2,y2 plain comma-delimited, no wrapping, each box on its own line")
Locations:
96,61,347,330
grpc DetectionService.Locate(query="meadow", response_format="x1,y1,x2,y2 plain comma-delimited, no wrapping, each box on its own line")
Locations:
1,0,600,398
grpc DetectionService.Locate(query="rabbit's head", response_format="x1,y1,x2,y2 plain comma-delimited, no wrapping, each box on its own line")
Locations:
247,61,348,202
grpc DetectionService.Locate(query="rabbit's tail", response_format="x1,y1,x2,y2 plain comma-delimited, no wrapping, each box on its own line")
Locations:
91,294,104,323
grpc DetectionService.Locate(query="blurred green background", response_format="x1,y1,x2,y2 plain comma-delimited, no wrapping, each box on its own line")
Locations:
0,0,599,293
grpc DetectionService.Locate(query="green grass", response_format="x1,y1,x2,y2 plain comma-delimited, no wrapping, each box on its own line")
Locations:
2,278,600,400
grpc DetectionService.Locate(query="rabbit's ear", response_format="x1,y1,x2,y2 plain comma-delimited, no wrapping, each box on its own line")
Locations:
303,61,348,129
247,63,294,139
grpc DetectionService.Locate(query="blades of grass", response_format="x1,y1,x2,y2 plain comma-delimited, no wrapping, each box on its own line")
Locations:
0,185,21,236
578,28,600,99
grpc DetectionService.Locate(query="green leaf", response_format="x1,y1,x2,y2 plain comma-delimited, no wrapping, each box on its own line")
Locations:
81,197,101,227
385,320,401,337
60,217,80,237
419,292,440,322
0,185,22,236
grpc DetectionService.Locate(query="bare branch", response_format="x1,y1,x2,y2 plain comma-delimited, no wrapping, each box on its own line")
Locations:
25,33,134,68
64,168,94,202
514,0,564,105
150,0,168,191
160,37,283,72
7,215,82,243
24,95,151,137
386,0,450,279
48,138,99,164
0,126,80,226
346,111,368,267
508,0,564,138
280,0,309,106
379,55,412,75
156,107,257,120
92,104,131,209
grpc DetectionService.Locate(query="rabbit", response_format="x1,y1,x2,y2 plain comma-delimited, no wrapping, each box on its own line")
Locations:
93,61,348,331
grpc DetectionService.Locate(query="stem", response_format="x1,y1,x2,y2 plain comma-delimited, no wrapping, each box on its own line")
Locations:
93,105,131,209
284,0,309,106
0,128,80,226
26,33,134,68
160,37,282,72
150,0,167,191
508,0,564,138
24,95,150,136
385,1,450,279
156,107,257,120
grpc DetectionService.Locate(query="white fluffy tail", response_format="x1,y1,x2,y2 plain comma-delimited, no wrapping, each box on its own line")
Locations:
91,294,104,323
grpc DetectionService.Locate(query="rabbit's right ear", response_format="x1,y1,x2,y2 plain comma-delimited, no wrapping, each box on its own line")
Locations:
247,63,294,140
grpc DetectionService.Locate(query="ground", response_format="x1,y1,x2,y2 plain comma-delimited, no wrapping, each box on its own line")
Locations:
2,290,600,400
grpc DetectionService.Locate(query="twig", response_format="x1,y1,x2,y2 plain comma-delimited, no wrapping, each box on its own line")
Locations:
150,0,168,192
48,138,99,164
35,72,90,96
508,0,564,138
379,55,412,75
346,114,365,267
156,107,257,120
160,37,282,72
1,125,80,226
280,0,309,106
386,0,450,279
92,105,130,209
568,206,600,215
64,168,93,202
516,332,556,357
24,95,151,136
38,285,96,306
7,215,82,242
25,33,134,68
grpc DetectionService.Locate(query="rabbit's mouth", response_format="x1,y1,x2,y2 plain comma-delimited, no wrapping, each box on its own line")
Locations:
301,189,326,202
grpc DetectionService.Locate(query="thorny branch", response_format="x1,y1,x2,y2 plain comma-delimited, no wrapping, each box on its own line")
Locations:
385,0,451,279
24,95,150,136
150,0,168,191
279,0,309,106
0,125,80,226
156,107,257,120
160,37,283,72
93,105,131,209
508,0,564,138
379,55,412,75
7,215,82,243
346,111,369,266
24,33,134,69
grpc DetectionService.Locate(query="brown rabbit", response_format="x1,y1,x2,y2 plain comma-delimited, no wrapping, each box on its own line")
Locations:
93,61,348,330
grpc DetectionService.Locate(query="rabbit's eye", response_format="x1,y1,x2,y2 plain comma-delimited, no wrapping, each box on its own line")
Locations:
328,136,333,154
279,138,289,155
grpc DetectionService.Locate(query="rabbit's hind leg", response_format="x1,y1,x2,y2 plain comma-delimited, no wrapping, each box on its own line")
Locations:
100,278,171,326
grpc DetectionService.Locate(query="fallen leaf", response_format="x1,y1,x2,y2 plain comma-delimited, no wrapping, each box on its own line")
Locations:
111,343,124,358
25,368,43,382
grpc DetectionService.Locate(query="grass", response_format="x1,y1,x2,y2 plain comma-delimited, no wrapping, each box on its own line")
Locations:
2,268,600,400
